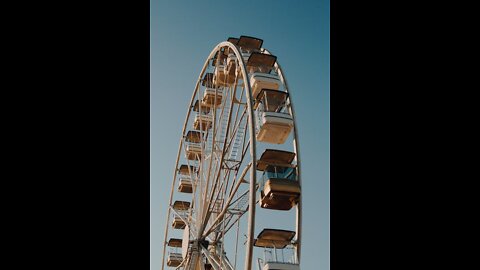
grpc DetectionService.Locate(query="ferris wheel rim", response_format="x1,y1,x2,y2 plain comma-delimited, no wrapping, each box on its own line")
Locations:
262,48,302,261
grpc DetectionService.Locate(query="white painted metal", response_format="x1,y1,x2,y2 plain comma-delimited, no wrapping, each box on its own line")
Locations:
262,262,300,270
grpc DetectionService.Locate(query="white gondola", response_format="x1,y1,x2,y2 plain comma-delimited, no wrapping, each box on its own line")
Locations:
173,200,190,211
172,216,186,229
255,89,293,144
167,252,182,267
192,100,212,131
193,113,213,131
245,52,281,99
215,63,236,87
201,87,224,108
167,238,183,248
213,48,236,87
250,73,281,98
226,53,236,73
178,164,196,175
185,131,202,160
171,201,189,229
201,72,224,108
178,177,193,193
254,228,296,249
186,143,201,160
255,229,299,270
257,111,293,143
214,62,226,86
257,149,300,211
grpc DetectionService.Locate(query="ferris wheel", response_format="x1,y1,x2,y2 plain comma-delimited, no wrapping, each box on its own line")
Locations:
161,36,302,270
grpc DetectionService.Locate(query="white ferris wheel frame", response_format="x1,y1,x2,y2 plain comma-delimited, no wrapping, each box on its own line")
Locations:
160,41,302,270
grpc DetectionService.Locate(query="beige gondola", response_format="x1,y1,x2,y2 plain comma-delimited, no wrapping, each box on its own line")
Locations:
193,100,210,114
225,53,237,78
237,35,263,54
185,131,202,160
211,48,227,68
225,37,240,62
200,72,223,107
246,52,281,98
250,73,281,98
178,164,197,175
261,178,300,210
256,149,296,170
186,144,201,160
215,66,236,87
254,89,293,144
246,52,276,74
178,177,193,193
224,36,264,79
202,72,214,88
167,252,182,267
213,49,236,87
172,216,186,229
185,131,201,143
257,149,300,211
254,228,295,249
193,113,213,131
167,238,183,248
201,87,224,108
256,228,300,270
173,200,190,211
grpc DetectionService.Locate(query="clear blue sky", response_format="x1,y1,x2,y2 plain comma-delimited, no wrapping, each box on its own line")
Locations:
151,0,329,269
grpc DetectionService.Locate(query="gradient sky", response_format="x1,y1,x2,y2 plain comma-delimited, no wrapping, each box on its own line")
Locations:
151,0,329,269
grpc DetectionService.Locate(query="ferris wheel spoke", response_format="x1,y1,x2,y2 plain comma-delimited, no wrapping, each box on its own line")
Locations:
202,162,251,239
199,88,238,238
216,186,259,240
